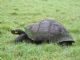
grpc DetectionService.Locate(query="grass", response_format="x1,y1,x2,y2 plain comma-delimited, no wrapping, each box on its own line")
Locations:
0,0,80,60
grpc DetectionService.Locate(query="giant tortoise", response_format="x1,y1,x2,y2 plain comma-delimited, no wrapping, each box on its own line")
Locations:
11,19,74,46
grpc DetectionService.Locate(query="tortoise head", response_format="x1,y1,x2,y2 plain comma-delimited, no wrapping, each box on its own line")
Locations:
11,29,25,35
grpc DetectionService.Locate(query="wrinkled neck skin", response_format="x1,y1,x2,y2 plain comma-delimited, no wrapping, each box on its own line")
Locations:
17,31,26,35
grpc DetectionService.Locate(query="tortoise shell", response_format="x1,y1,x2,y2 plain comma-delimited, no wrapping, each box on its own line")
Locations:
25,19,74,43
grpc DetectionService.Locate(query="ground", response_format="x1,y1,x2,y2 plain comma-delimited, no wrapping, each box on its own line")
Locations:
0,0,80,60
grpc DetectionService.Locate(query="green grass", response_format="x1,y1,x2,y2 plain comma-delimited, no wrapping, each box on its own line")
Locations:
0,0,80,60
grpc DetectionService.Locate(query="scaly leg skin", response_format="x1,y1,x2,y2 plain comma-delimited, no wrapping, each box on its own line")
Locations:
15,34,26,43
59,41,72,46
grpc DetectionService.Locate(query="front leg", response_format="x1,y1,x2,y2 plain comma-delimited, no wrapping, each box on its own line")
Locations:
15,34,26,43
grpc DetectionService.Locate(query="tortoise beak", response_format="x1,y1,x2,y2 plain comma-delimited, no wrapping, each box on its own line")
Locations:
11,30,16,34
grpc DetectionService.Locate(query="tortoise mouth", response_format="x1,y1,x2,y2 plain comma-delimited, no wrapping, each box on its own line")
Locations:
11,30,18,34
